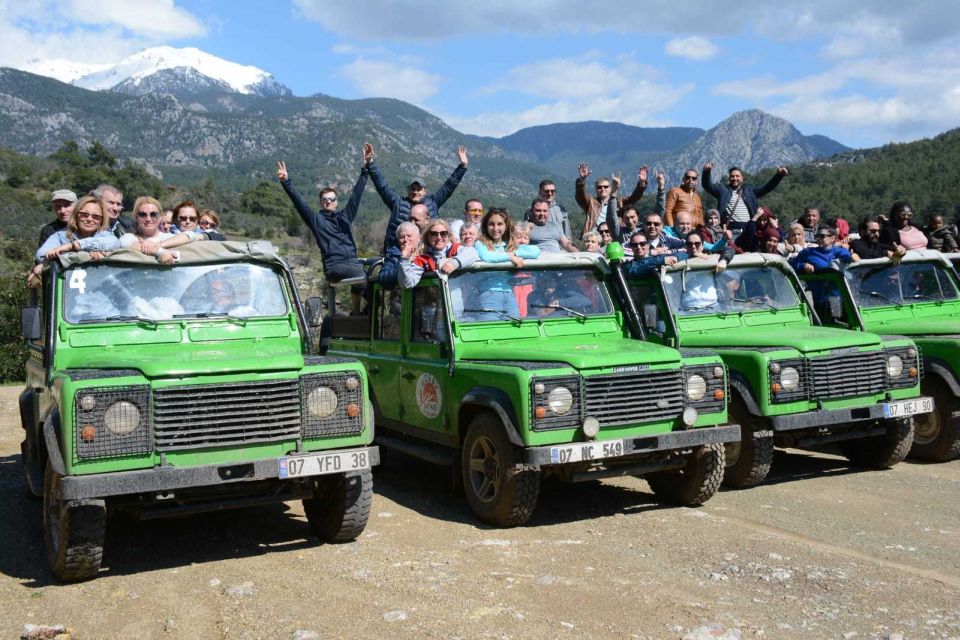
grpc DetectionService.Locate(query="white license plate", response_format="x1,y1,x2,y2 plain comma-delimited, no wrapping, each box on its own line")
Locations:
549,439,627,464
883,397,934,419
278,449,371,479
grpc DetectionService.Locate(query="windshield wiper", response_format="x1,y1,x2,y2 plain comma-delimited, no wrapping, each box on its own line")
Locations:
174,312,248,325
744,296,779,312
529,303,586,319
867,291,903,308
461,308,522,323
683,301,719,311
908,293,943,304
84,315,159,327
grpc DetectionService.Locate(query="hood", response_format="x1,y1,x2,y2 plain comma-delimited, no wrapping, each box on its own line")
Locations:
459,336,681,369
678,325,879,353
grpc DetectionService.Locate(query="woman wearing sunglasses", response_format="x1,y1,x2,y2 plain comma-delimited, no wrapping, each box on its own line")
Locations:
30,195,120,285
119,196,203,264
398,219,478,289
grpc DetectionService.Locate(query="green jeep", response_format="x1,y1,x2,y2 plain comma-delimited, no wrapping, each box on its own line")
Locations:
325,253,738,527
19,241,379,582
612,252,928,487
798,249,960,461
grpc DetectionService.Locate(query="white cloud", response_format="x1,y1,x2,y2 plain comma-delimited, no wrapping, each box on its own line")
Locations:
339,57,443,105
64,0,205,39
447,53,692,136
665,36,719,61
0,0,205,69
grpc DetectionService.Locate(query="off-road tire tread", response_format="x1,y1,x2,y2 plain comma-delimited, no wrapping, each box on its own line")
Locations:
647,443,725,506
44,464,105,582
462,415,541,527
723,423,774,489
303,469,372,543
842,418,914,469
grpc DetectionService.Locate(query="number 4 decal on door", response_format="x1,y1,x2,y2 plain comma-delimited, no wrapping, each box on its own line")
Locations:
68,269,87,294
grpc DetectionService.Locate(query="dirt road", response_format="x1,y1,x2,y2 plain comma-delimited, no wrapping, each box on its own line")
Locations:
1,384,958,639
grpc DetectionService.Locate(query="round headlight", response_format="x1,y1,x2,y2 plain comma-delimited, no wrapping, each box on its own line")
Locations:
345,377,360,391
547,387,573,415
769,361,781,374
582,417,600,439
682,406,698,426
780,367,800,391
686,374,707,401
104,401,140,435
79,395,96,411
886,355,904,378
307,386,338,418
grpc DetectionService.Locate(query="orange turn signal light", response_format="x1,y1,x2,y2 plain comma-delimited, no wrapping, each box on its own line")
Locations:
714,389,725,400
346,403,360,418
771,383,781,394
81,425,96,442
535,407,547,419
908,367,918,378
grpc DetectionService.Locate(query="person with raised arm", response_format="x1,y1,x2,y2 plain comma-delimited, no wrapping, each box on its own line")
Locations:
277,146,370,314
575,163,648,238
701,163,787,240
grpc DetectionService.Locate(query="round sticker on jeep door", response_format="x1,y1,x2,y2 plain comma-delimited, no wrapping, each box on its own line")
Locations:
416,373,442,419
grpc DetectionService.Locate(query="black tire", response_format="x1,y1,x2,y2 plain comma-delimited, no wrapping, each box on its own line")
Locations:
722,409,774,488
461,413,540,527
911,382,960,462
43,462,105,582
841,418,914,469
303,469,372,543
646,443,725,506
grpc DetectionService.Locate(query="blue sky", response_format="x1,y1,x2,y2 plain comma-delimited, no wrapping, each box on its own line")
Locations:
1,0,958,149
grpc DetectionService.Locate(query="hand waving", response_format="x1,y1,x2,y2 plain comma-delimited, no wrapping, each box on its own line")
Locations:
457,145,468,167
277,160,288,181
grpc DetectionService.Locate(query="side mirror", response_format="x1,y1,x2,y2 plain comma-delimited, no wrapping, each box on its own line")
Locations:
642,304,659,329
21,307,41,340
304,296,323,327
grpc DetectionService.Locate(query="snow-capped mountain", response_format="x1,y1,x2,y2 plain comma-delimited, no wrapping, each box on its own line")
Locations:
24,46,290,98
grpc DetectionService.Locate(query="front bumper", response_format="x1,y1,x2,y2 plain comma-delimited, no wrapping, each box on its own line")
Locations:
59,446,380,501
524,424,740,466
769,397,933,431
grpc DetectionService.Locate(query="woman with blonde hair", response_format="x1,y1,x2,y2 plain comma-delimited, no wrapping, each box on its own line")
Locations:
31,195,120,285
118,196,204,264
398,218,478,288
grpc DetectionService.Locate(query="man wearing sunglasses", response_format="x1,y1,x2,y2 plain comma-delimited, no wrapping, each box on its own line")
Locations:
623,230,679,276
450,198,484,239
664,169,704,227
575,162,649,239
642,212,684,255
277,148,371,314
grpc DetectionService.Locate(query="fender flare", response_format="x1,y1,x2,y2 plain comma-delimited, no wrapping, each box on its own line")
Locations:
729,371,763,416
923,359,960,397
460,387,524,447
43,409,66,476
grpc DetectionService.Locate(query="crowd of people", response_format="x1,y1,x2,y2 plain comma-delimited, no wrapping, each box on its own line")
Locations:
30,147,960,313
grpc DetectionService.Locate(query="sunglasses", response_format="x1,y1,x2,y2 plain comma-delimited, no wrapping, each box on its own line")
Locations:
429,230,449,238
599,229,611,234
686,241,703,247
630,242,648,248
199,219,216,227
596,185,611,190
137,210,160,219
645,221,663,226
178,215,198,222
466,207,483,213
321,197,338,203
817,234,833,239
78,210,104,221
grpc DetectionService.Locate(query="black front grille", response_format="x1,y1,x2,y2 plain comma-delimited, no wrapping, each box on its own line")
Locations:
154,379,301,450
808,351,886,400
583,369,684,427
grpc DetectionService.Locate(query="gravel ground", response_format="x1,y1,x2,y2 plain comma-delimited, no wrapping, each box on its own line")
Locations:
1,385,958,640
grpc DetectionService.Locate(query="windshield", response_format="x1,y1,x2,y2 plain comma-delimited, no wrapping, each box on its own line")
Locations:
846,262,960,307
62,262,290,323
663,266,801,317
448,267,614,323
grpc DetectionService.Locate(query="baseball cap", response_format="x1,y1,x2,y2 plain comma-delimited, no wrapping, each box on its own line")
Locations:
408,177,427,189
51,189,78,203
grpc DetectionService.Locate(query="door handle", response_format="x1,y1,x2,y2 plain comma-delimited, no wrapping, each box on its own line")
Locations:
401,371,416,380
